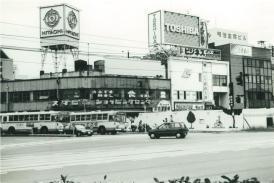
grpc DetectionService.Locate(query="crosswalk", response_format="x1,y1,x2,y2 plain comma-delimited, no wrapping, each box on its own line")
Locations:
1,133,274,175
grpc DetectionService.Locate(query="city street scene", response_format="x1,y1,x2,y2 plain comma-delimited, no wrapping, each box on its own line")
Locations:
1,0,274,182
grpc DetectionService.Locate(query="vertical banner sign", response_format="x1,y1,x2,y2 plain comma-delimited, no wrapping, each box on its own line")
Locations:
148,11,161,47
199,21,208,48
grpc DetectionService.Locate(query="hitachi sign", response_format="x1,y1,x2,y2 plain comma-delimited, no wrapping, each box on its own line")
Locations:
165,23,199,36
41,29,63,36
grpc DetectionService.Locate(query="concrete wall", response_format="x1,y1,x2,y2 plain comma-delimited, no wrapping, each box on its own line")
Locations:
134,108,274,130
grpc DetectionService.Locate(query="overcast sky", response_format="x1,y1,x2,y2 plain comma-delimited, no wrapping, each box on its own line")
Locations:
1,0,273,78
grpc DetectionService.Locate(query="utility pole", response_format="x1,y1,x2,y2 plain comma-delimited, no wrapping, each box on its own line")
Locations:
6,85,9,112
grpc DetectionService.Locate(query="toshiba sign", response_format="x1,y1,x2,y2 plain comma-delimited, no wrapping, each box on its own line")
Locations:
164,23,199,35
148,10,206,48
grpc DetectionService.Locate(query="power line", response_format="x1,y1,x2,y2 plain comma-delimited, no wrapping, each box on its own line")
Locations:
0,33,148,50
0,21,147,44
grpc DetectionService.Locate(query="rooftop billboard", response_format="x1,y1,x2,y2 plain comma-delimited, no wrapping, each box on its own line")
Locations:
148,10,208,48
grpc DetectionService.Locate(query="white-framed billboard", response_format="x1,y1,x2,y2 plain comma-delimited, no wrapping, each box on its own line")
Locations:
40,4,80,40
148,10,207,48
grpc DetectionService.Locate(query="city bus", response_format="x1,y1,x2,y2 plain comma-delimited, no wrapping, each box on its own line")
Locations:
0,111,66,135
68,111,128,134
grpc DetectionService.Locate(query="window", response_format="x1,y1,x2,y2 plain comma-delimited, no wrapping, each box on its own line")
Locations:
91,114,97,120
199,73,202,82
39,114,44,120
9,116,14,121
71,115,75,121
81,115,85,121
177,91,180,100
97,114,103,120
196,91,203,100
19,115,24,121
109,115,114,121
213,75,227,86
14,115,18,121
25,115,30,121
45,114,50,120
86,115,91,121
76,115,80,121
103,114,108,120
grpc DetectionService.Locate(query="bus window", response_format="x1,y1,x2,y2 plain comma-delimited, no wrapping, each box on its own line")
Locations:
3,116,7,122
45,114,50,120
19,115,24,121
51,115,57,122
103,113,108,120
76,115,80,121
30,115,34,121
71,115,75,121
34,115,38,121
40,114,45,120
24,115,29,121
9,116,14,121
109,115,114,121
81,115,85,121
86,115,91,121
0,116,2,123
14,115,18,121
91,114,97,121
97,114,103,120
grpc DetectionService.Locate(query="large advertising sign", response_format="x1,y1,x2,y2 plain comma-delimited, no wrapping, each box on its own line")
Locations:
148,10,208,48
40,4,80,40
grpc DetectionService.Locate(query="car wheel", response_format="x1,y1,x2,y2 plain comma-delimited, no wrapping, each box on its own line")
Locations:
181,132,186,138
176,133,181,138
150,133,156,139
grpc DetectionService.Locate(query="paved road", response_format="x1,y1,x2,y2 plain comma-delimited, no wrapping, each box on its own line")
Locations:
1,132,274,183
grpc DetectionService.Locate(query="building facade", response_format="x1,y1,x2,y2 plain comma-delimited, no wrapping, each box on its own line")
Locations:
0,76,170,112
168,57,229,110
216,44,273,109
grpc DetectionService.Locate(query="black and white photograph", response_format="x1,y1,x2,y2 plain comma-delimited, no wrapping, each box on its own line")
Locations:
0,0,274,182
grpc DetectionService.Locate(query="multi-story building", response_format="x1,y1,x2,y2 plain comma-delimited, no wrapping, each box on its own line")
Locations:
168,56,229,110
0,49,15,81
216,44,273,109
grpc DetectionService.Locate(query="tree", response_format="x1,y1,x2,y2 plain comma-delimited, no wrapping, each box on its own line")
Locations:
187,111,196,129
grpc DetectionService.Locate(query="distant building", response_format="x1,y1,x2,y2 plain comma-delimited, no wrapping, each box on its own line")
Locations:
216,44,273,109
0,49,15,81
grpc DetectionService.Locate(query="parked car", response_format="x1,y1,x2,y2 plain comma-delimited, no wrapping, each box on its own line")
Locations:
148,122,189,139
64,124,93,137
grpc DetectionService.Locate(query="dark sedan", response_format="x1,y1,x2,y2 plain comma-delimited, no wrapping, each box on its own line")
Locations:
148,122,189,139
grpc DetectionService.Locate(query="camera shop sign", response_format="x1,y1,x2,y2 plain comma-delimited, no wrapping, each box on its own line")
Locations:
179,46,221,60
40,4,80,39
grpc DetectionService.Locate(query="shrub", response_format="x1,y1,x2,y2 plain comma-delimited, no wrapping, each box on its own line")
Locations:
187,111,196,129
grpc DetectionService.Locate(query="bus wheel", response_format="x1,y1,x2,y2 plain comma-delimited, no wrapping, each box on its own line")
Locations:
8,127,15,135
98,126,106,135
40,126,48,134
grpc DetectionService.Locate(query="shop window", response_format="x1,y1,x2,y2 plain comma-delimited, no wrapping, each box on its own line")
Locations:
257,92,265,100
